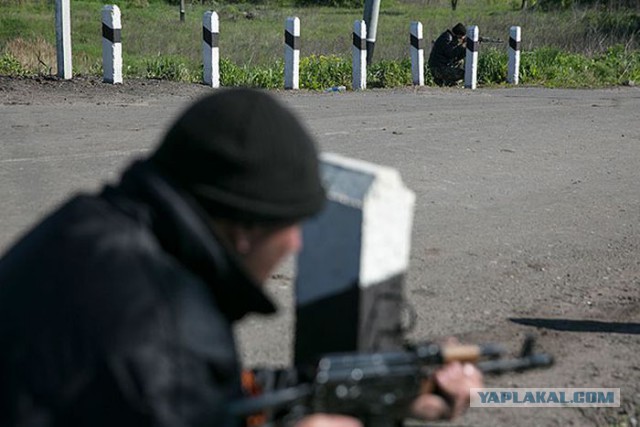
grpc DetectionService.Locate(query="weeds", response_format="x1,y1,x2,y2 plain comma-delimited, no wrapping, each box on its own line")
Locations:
299,55,351,89
0,52,29,76
369,58,413,88
141,55,198,82
2,37,56,75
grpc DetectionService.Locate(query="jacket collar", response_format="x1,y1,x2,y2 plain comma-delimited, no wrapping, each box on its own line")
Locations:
104,160,277,322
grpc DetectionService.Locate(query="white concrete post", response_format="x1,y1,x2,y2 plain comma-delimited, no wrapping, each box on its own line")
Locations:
55,0,72,79
507,26,521,85
352,20,367,90
203,11,220,88
464,25,479,90
410,21,424,86
295,153,415,364
284,17,300,90
101,5,122,84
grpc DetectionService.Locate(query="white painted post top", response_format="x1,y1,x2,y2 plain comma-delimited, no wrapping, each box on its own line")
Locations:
102,4,121,25
319,152,415,287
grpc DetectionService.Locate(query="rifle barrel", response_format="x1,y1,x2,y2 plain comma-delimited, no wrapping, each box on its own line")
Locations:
477,353,554,374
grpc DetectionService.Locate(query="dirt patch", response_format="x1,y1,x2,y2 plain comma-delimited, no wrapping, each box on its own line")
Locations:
0,74,213,106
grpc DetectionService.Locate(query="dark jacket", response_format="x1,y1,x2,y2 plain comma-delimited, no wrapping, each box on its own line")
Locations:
0,161,276,427
428,29,466,70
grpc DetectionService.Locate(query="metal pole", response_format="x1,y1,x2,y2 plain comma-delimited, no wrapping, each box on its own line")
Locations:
362,0,380,65
180,0,185,22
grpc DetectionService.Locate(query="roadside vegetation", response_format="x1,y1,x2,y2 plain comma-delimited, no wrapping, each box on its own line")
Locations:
0,0,639,88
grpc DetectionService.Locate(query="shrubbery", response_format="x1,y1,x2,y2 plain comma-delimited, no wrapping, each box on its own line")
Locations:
0,53,29,76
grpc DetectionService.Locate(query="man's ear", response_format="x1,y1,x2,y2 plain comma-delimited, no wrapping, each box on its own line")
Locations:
210,219,252,255
234,228,252,255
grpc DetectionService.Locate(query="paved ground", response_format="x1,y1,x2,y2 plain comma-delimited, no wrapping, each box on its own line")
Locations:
1,76,639,426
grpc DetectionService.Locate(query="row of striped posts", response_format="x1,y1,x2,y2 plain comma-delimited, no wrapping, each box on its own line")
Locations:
99,6,522,90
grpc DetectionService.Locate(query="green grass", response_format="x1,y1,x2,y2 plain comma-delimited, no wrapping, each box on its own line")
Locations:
0,0,639,88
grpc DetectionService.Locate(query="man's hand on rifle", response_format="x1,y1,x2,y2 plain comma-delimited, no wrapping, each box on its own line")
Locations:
412,361,483,421
294,361,483,427
295,414,363,427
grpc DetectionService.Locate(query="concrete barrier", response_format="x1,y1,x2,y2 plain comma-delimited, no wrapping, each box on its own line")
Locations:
464,25,479,90
508,26,521,85
55,0,72,79
410,21,425,86
203,11,220,88
101,5,122,84
295,153,415,364
352,20,367,90
284,17,300,90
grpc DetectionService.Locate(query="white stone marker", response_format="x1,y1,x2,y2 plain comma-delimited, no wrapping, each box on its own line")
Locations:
508,26,521,85
284,17,300,90
410,21,424,86
464,25,479,90
102,5,122,84
203,11,220,88
352,20,367,90
295,153,415,364
55,0,72,79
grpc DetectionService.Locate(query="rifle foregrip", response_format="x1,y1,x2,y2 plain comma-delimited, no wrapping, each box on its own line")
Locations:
441,345,482,363
441,343,505,363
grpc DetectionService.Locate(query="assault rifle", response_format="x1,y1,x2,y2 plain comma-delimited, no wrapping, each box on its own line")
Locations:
231,335,553,426
478,36,504,44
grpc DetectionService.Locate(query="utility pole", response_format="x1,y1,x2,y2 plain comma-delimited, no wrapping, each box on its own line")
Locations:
362,0,380,64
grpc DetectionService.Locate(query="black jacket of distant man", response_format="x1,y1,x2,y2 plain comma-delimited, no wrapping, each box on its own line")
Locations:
428,29,466,70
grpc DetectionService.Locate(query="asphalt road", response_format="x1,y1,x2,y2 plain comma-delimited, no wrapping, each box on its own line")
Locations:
1,78,639,426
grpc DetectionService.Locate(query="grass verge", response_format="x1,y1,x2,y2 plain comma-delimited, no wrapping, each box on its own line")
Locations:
0,0,638,88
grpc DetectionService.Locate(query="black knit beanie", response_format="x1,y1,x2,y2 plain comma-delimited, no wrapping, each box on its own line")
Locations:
452,23,467,37
150,88,325,224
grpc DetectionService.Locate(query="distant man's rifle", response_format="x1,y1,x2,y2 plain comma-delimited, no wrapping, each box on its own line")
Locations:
478,36,504,43
231,335,553,426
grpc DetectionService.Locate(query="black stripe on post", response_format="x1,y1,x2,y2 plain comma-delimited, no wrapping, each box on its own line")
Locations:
353,32,366,51
285,30,299,50
509,37,521,51
467,38,478,53
410,34,424,50
102,24,121,43
203,27,219,48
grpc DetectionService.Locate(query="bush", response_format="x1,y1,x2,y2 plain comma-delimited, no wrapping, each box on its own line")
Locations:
478,48,508,84
368,59,412,88
143,55,197,82
0,52,29,76
220,58,283,88
300,55,351,90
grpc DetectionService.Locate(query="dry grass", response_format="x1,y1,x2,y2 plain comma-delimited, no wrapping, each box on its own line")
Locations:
5,37,57,75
